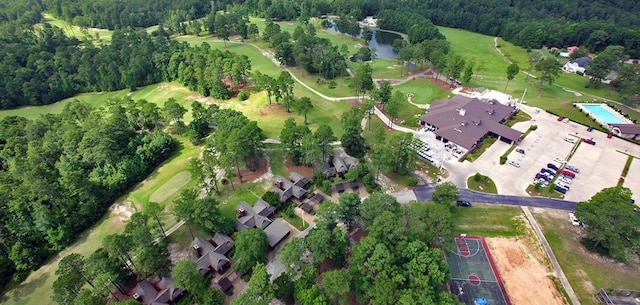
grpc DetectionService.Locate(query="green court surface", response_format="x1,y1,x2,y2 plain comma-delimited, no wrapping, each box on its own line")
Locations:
446,236,511,305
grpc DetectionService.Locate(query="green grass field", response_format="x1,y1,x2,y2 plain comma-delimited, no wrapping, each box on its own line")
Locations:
0,82,196,122
1,136,200,305
466,174,498,194
452,204,525,237
393,78,451,105
535,211,640,305
42,13,113,45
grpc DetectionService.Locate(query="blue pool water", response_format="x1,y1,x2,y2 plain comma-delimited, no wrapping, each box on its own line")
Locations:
582,104,626,124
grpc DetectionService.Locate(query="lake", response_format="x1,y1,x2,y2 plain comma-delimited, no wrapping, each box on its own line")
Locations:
323,21,402,59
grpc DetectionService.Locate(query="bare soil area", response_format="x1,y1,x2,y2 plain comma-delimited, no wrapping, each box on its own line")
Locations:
485,236,566,305
235,157,268,183
284,159,314,179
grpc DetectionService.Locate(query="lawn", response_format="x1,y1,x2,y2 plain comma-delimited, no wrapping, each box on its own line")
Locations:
438,26,510,78
393,78,451,105
42,13,113,45
266,147,288,177
0,82,196,122
466,173,498,194
464,137,497,162
452,204,525,237
1,136,200,305
535,211,640,305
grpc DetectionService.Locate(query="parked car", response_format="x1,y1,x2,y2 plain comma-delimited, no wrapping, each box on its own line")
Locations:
555,181,570,191
516,148,526,154
557,116,564,122
456,200,472,207
582,138,596,145
563,137,577,144
568,212,580,226
565,165,580,173
508,160,521,167
587,126,594,132
553,157,566,164
541,168,556,176
559,176,573,184
561,170,576,179
547,163,559,171
554,184,567,194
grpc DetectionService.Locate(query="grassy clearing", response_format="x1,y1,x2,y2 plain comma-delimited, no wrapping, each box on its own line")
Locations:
287,67,356,98
281,213,310,231
42,13,113,45
438,26,509,78
1,136,199,305
266,148,288,177
393,78,451,105
393,96,422,128
452,204,525,237
0,82,196,122
535,211,640,305
466,173,498,194
504,110,532,126
365,59,404,79
148,171,192,204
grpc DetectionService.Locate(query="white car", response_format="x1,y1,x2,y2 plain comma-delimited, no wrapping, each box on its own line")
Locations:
563,137,577,144
568,212,580,226
559,176,573,184
553,157,566,164
508,160,521,168
555,181,570,190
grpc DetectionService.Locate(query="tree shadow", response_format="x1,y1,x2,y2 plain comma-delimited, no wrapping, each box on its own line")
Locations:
0,272,49,303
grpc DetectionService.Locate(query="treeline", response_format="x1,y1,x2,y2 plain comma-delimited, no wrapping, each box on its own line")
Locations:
0,25,187,109
43,0,209,29
169,43,251,99
0,100,177,286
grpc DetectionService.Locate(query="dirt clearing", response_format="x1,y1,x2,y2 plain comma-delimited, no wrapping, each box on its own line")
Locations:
486,236,566,305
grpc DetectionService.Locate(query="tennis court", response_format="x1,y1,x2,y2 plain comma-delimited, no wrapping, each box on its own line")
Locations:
446,236,511,305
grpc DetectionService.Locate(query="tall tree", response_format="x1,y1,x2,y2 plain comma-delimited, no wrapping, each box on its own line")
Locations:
372,80,392,110
505,63,520,92
321,269,351,305
172,260,207,299
296,97,313,124
233,228,268,274
337,192,361,229
535,58,560,90
314,125,337,161
575,186,640,261
431,182,460,206
385,91,402,127
163,98,187,134
525,50,544,81
231,263,273,305
144,202,167,238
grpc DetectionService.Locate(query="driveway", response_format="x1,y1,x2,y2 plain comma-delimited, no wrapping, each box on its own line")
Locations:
414,184,578,211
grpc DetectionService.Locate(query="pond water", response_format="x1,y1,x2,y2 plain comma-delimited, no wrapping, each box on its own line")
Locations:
323,21,401,59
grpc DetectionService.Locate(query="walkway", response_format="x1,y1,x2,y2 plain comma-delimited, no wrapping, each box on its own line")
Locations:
522,207,581,305
413,184,577,211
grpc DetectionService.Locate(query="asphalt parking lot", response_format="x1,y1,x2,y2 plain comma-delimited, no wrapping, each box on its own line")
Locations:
564,141,628,202
623,158,640,206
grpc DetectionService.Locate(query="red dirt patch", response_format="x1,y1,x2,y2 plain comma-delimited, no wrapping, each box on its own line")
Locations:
284,159,314,179
235,157,268,183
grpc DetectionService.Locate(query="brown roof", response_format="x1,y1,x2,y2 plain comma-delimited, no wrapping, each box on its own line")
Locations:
610,124,640,135
264,219,290,247
420,96,522,150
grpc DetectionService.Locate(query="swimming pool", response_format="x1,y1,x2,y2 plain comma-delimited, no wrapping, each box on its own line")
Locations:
580,104,627,124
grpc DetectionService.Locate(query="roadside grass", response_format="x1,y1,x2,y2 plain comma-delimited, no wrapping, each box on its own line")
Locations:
415,160,440,182
393,97,422,128
0,136,199,305
362,116,402,144
393,78,451,105
452,204,525,237
535,212,640,305
466,174,498,194
525,184,565,199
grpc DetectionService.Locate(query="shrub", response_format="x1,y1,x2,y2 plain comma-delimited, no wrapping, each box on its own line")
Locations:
473,172,483,182
499,155,507,165
237,91,249,101
321,180,332,194
328,80,337,89
406,177,419,187
363,174,380,192
221,178,228,185
530,125,538,130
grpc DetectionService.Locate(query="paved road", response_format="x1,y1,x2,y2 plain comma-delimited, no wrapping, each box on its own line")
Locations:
414,184,578,210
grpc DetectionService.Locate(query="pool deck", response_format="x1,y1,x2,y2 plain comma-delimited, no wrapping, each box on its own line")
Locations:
575,103,634,126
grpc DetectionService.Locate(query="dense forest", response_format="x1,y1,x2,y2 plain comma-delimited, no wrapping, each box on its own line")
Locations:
0,99,177,286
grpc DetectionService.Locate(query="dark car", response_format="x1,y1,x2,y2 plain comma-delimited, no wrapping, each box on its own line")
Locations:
557,116,564,122
582,138,596,145
547,163,559,171
516,148,526,154
541,168,556,176
456,200,472,207
554,185,567,194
